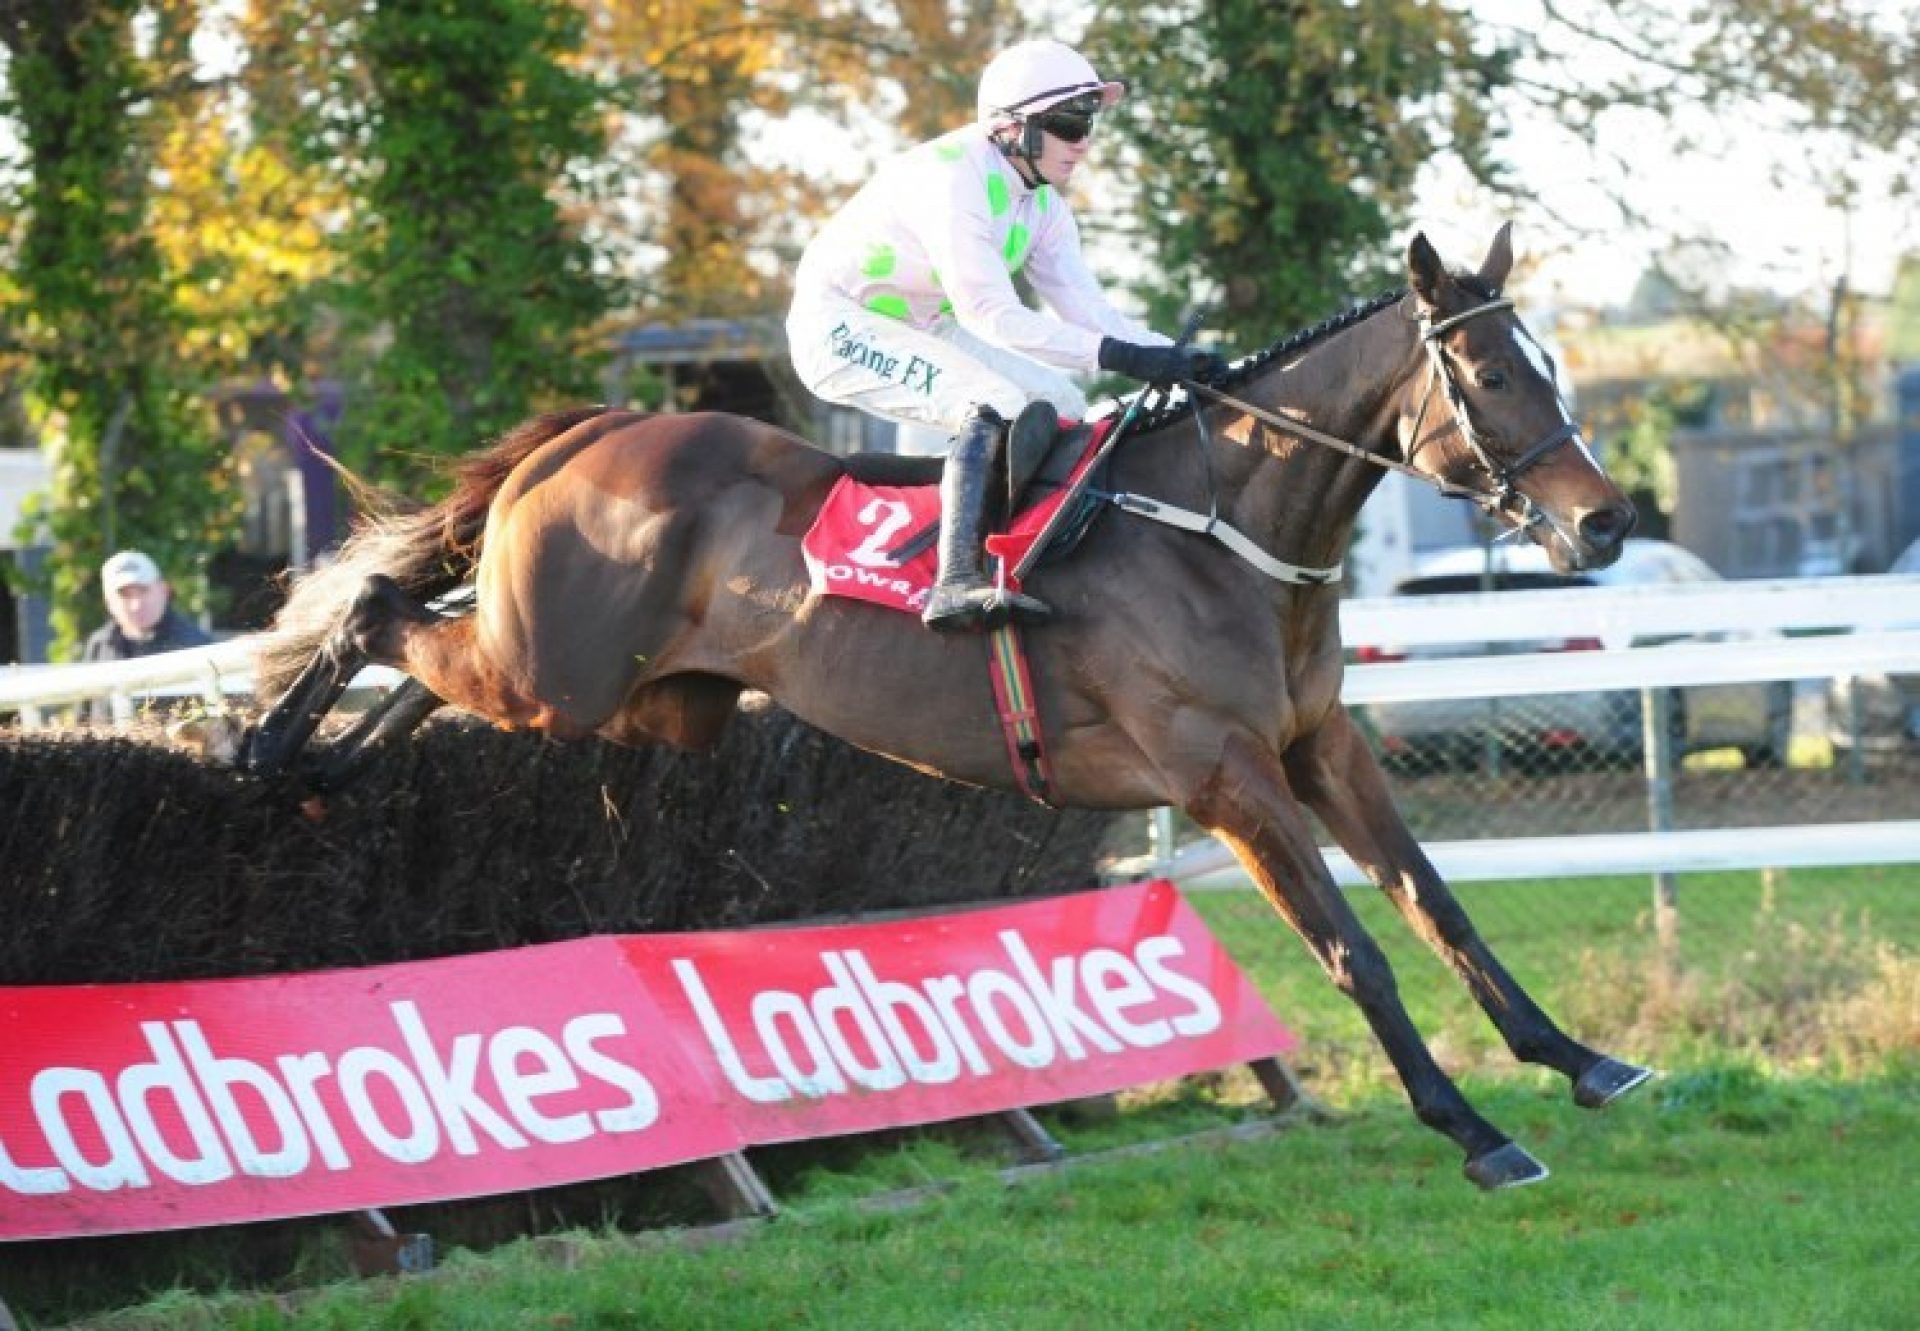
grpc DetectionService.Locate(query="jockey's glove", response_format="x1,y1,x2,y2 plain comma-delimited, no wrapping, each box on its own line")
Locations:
1098,338,1229,386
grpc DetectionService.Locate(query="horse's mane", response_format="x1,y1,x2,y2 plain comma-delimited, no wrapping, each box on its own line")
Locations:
1129,272,1500,433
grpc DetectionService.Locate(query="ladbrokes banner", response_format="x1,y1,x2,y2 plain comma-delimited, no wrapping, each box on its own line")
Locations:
0,881,1293,1241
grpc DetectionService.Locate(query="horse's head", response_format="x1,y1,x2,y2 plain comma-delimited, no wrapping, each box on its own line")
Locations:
1399,225,1635,572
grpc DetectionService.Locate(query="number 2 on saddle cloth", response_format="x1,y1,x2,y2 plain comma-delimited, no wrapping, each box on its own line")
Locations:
800,419,1111,616
800,420,1113,805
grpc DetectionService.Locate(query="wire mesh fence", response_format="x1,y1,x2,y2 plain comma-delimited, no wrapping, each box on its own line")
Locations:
1113,678,1918,1074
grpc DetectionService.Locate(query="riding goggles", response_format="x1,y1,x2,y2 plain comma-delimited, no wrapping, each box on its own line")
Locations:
1028,92,1103,143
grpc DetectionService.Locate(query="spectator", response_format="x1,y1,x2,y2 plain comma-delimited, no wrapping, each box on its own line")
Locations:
81,550,212,723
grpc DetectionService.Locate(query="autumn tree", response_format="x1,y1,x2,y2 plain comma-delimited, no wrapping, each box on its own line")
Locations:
1506,2,1918,533
1490,0,1916,277
577,1,1019,333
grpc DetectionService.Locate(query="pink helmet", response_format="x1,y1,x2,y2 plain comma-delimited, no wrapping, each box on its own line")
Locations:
976,39,1126,125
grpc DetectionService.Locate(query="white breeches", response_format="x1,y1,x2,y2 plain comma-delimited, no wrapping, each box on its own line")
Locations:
787,290,1087,456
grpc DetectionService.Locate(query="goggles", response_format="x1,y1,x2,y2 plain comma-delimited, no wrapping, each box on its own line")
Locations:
1028,92,1103,144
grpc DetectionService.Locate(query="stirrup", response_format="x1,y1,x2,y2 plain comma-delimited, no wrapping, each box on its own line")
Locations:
985,587,1052,626
922,580,1051,633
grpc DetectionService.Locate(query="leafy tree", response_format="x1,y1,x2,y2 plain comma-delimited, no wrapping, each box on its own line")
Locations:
0,0,237,654
1086,0,1513,348
256,0,619,490
1608,380,1712,535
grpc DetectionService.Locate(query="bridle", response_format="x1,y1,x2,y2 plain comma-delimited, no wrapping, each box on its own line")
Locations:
1405,296,1583,533
1048,291,1594,589
1183,293,1586,538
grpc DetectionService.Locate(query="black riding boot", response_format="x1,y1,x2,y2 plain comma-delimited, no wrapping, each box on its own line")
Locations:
922,405,1054,632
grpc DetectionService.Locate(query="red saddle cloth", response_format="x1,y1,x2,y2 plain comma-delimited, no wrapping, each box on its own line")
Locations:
802,419,1111,615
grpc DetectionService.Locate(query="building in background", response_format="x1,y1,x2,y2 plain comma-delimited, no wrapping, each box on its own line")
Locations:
1558,282,1909,578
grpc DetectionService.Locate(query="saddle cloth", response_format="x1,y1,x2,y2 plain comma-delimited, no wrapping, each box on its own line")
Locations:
802,419,1111,615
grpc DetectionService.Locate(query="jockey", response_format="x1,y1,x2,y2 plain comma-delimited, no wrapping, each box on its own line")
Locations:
786,37,1226,632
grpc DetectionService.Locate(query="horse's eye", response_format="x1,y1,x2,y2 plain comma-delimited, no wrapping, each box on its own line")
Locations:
1476,370,1508,391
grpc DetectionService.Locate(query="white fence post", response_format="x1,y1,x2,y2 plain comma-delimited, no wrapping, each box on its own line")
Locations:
1640,686,1678,950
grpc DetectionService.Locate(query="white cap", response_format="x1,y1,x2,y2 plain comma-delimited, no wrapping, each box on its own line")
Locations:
977,40,1125,124
102,550,162,592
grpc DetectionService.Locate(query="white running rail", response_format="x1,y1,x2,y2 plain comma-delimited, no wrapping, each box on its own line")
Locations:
4,575,1916,883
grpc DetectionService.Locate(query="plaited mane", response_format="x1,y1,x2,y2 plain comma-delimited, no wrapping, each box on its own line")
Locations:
1129,273,1502,432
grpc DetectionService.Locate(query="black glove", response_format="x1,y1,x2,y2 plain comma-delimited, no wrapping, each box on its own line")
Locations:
1098,337,1229,386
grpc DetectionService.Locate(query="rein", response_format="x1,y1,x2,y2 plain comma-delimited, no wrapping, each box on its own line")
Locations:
1182,295,1584,536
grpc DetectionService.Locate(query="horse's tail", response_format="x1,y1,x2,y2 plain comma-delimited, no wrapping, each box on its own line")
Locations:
252,406,609,701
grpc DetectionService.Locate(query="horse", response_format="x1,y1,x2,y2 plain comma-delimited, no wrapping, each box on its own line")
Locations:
244,225,1649,1189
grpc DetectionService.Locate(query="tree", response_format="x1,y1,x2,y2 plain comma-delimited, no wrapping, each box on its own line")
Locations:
0,0,237,654
1086,0,1513,348
254,0,619,490
1891,253,1920,366
579,1,1020,330
1444,0,1917,324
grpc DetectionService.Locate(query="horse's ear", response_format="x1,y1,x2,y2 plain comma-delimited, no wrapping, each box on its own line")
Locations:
1477,222,1514,291
1406,232,1448,306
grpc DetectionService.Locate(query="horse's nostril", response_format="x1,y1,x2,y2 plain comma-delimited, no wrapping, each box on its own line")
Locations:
1578,504,1634,548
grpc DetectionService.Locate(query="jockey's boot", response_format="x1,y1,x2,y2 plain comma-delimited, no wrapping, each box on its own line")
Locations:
923,403,1054,633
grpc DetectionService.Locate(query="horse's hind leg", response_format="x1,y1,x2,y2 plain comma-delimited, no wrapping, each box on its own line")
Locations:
1185,731,1546,1189
248,574,453,780
244,581,393,777
1285,709,1652,1109
302,677,446,792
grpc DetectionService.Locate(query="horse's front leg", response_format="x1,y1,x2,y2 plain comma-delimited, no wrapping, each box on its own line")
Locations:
1184,730,1547,1189
1284,707,1652,1109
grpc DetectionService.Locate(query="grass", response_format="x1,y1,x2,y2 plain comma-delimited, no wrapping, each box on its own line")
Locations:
66,1069,1920,1329
29,866,1920,1329
1187,864,1920,1093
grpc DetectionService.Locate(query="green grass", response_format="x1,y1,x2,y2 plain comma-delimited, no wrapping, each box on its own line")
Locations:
37,866,1920,1329
1188,864,1920,1094
71,1069,1920,1329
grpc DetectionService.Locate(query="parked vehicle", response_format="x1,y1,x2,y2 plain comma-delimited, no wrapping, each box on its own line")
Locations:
1355,539,1794,773
1827,536,1920,755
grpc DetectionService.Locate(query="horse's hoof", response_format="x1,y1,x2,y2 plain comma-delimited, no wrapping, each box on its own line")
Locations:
1463,1142,1550,1191
1574,1057,1655,1109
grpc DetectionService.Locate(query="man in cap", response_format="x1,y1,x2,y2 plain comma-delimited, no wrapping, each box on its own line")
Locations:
82,551,212,663
786,38,1225,632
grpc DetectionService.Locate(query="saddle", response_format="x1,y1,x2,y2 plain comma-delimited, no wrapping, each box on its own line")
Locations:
838,419,1111,570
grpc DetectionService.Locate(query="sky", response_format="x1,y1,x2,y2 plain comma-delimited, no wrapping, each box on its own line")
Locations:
1410,0,1916,310
1412,122,1913,311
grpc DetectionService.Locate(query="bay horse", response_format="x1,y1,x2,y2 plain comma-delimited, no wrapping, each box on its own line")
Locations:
245,225,1650,1189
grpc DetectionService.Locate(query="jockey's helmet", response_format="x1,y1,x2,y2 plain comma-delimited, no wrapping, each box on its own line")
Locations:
976,39,1125,127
